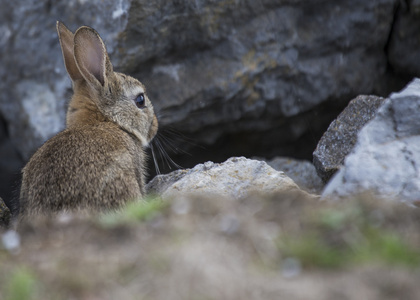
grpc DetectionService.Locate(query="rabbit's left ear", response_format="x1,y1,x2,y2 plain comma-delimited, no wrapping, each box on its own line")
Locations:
73,26,114,87
57,21,83,82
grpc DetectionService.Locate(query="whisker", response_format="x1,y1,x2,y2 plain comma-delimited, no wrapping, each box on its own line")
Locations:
158,138,183,169
154,136,183,170
158,133,192,156
157,139,183,170
150,143,161,175
155,138,171,169
160,127,205,149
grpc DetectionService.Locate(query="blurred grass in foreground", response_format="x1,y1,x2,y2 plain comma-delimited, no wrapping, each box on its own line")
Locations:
98,196,168,227
5,267,37,300
278,198,420,269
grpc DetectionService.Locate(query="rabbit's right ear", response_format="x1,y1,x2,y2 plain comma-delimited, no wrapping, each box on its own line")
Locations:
56,21,83,82
73,26,113,88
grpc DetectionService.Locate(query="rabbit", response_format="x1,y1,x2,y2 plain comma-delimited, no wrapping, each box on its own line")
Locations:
19,21,158,216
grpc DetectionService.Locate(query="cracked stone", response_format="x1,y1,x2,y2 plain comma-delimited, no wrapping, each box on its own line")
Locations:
323,78,420,203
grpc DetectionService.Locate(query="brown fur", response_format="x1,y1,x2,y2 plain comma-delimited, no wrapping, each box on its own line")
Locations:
19,22,158,216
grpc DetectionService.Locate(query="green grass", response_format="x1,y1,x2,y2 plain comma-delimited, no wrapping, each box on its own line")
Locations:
352,229,420,267
99,196,168,227
279,234,345,268
5,267,37,300
278,202,420,269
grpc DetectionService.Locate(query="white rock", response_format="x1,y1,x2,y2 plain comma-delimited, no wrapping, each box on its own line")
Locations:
147,157,312,200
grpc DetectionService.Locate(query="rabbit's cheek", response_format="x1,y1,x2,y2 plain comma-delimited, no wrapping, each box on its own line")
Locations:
147,115,158,141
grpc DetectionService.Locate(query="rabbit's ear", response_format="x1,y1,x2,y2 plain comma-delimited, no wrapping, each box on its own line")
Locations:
56,21,83,82
73,26,113,87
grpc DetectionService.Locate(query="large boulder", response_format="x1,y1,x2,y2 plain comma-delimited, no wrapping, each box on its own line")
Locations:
0,0,399,162
120,0,399,163
323,79,420,203
147,157,316,200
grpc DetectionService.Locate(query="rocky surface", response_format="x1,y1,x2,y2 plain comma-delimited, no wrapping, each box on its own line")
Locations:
313,95,385,183
147,157,316,200
323,79,420,203
255,156,324,194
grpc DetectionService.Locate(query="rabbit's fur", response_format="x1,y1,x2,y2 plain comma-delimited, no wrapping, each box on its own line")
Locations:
19,22,158,216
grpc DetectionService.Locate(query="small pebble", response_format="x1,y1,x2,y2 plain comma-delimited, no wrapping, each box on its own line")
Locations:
2,230,21,253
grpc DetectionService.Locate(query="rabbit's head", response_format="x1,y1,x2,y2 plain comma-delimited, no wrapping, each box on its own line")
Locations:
57,22,158,146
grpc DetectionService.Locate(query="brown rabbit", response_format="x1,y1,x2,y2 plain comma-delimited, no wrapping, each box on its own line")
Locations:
19,22,158,216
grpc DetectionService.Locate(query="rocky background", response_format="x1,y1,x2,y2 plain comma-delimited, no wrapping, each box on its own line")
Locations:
1,0,420,206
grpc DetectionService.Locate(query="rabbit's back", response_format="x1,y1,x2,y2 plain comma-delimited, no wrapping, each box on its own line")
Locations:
20,123,145,215
18,23,158,218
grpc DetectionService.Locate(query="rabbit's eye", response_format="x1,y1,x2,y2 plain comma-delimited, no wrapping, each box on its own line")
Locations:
135,93,145,109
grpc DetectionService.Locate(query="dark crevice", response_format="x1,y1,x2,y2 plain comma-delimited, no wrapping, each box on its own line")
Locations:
146,97,343,180
0,113,23,215
384,0,403,72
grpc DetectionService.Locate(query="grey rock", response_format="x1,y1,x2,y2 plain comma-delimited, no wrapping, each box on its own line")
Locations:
129,0,397,145
323,78,420,203
0,0,398,161
255,157,324,194
147,157,315,200
0,197,10,228
313,95,385,183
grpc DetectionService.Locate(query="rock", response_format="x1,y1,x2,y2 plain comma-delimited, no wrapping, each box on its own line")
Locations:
0,197,11,228
323,78,420,203
0,0,399,162
127,0,398,160
147,157,316,200
313,95,385,183
254,157,324,194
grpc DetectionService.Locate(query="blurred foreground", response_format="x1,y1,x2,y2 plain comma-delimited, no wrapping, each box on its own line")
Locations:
1,192,419,300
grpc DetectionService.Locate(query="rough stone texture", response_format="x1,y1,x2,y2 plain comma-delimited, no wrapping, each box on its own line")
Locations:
254,156,324,194
147,157,315,200
323,79,420,203
128,0,400,164
388,1,420,76
0,0,398,160
0,197,11,228
313,95,385,183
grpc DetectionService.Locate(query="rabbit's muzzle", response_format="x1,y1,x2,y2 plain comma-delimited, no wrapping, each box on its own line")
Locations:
148,114,159,142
